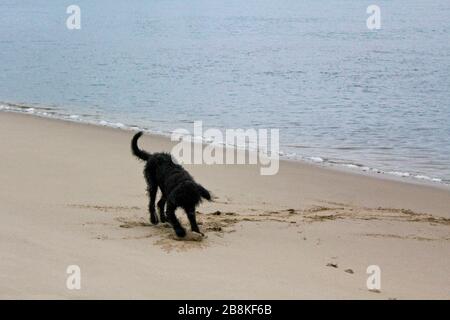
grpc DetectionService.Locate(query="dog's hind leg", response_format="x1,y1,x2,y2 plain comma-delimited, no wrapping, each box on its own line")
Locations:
166,202,186,237
186,208,203,235
147,183,158,225
157,196,167,223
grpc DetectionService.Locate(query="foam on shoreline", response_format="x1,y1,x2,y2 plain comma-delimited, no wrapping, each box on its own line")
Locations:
1,101,446,186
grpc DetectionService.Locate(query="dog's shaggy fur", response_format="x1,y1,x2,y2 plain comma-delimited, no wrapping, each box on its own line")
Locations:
131,132,211,237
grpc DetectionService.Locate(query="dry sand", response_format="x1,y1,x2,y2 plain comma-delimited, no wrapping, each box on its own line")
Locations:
0,111,449,299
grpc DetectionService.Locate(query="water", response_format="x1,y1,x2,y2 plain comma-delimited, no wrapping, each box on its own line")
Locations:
1,0,449,183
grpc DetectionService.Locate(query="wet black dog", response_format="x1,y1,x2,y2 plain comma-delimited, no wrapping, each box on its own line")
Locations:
131,132,211,237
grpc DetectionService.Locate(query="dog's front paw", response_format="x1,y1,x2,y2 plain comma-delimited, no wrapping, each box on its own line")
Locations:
150,214,159,225
174,228,186,238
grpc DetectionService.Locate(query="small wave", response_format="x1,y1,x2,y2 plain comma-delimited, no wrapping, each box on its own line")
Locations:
387,171,411,177
414,175,442,183
308,156,324,163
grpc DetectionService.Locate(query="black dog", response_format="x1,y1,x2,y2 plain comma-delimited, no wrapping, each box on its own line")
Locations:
131,132,211,237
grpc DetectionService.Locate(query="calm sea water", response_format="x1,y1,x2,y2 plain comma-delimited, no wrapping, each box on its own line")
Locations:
1,0,449,183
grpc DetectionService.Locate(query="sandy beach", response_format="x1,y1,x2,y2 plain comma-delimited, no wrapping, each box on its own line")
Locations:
1,111,449,299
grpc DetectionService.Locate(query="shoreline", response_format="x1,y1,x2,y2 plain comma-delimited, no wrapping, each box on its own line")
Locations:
1,103,448,188
3,110,450,212
1,110,450,299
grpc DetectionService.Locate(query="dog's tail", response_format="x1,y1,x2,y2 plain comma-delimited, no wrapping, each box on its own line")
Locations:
197,184,212,201
131,132,150,160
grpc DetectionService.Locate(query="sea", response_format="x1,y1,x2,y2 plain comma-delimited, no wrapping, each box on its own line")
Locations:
1,0,449,183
